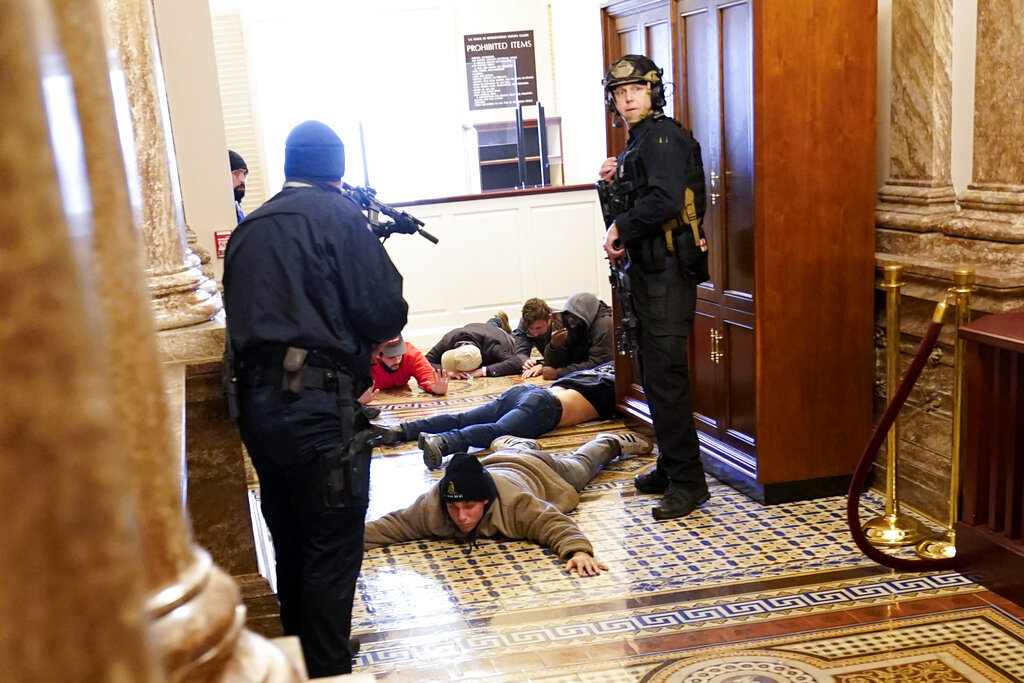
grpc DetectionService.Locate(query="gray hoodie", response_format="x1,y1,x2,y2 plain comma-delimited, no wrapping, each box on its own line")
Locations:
542,292,613,377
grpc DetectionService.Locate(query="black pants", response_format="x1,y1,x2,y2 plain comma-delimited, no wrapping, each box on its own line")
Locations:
630,252,706,488
237,374,366,677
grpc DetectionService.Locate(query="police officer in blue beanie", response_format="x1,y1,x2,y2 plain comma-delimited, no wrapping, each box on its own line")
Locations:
223,120,408,676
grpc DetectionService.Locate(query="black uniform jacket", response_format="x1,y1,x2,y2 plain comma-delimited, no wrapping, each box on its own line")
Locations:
425,322,520,376
613,114,697,246
223,183,408,383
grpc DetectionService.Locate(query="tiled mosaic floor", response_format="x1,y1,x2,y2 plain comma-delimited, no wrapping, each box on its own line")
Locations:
262,375,1024,681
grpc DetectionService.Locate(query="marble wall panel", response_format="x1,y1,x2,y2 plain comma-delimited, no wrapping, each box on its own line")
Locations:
888,0,952,185
971,0,1024,188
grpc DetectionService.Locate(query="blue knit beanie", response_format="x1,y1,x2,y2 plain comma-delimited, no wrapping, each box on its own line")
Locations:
284,120,345,181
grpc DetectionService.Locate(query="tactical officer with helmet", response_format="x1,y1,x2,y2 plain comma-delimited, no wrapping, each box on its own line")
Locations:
598,55,711,521
223,120,408,676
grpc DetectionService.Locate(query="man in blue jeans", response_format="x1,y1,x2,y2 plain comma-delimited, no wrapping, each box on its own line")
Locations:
380,362,621,469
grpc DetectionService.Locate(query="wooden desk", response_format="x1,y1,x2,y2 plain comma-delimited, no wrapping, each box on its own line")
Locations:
956,311,1024,607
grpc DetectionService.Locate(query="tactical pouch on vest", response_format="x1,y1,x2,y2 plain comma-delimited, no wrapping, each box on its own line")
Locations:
678,187,710,284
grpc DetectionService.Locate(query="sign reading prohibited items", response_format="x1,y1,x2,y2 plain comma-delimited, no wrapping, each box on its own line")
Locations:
464,30,537,110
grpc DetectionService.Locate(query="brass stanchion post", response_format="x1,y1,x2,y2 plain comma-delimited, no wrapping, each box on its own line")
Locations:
917,268,975,560
863,264,929,546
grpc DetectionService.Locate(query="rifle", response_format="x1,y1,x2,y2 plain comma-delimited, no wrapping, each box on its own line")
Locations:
595,180,642,370
609,260,642,367
342,183,439,245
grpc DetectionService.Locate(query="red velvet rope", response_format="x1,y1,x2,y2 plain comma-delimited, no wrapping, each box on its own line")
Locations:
846,319,958,572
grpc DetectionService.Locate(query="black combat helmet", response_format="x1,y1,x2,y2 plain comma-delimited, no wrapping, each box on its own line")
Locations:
602,54,666,113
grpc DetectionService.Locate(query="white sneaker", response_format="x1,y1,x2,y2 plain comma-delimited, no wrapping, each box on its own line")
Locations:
596,431,654,456
490,435,540,451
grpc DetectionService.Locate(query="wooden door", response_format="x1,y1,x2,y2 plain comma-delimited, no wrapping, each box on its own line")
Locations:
677,0,756,457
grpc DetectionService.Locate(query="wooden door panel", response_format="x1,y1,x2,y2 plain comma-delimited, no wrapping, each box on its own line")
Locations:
721,308,756,455
718,0,755,312
679,4,722,306
691,302,721,436
617,25,640,54
646,18,675,120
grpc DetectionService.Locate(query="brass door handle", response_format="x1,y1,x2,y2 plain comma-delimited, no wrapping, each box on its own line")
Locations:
710,329,722,364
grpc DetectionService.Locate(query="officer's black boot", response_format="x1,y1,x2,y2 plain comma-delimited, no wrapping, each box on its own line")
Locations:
652,482,710,520
634,468,670,494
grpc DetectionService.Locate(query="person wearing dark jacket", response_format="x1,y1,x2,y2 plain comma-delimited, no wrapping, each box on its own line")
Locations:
365,431,654,576
380,362,631,470
600,55,711,521
229,149,248,222
512,297,564,378
425,320,520,378
223,120,407,677
541,291,614,380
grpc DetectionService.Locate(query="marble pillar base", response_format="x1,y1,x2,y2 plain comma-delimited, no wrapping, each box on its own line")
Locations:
156,312,226,364
947,185,1024,243
877,183,959,232
876,230,1024,312
150,255,223,331
147,548,299,681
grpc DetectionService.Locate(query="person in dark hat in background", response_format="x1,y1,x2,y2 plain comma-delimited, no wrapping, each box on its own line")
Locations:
223,120,408,677
366,334,448,401
228,149,248,222
364,431,655,576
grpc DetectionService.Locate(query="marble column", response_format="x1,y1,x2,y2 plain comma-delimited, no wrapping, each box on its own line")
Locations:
60,0,301,680
949,0,1024,246
0,0,158,679
101,0,222,331
3,0,302,679
878,0,1024,313
876,0,958,231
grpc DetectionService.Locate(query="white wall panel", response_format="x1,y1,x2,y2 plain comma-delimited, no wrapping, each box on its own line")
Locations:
393,188,611,351
451,209,523,312
529,202,605,300
380,211,447,316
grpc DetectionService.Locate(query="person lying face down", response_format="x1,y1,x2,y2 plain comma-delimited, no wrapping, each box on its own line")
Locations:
379,361,619,470
364,431,654,576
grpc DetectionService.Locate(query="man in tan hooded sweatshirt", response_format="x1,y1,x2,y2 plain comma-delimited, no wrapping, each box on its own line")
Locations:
364,431,653,576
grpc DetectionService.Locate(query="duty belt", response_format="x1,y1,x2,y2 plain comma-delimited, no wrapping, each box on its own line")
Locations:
237,364,342,393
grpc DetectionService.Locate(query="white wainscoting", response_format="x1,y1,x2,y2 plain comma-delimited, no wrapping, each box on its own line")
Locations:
381,187,612,352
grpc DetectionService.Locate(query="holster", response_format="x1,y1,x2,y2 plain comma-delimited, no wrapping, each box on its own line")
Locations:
222,334,240,420
318,429,374,508
282,347,308,394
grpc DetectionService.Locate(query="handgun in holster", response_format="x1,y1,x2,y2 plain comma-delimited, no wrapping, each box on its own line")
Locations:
320,429,374,508
282,347,307,394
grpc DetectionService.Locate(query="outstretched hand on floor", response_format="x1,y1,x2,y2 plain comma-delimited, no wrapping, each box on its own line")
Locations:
566,551,608,577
